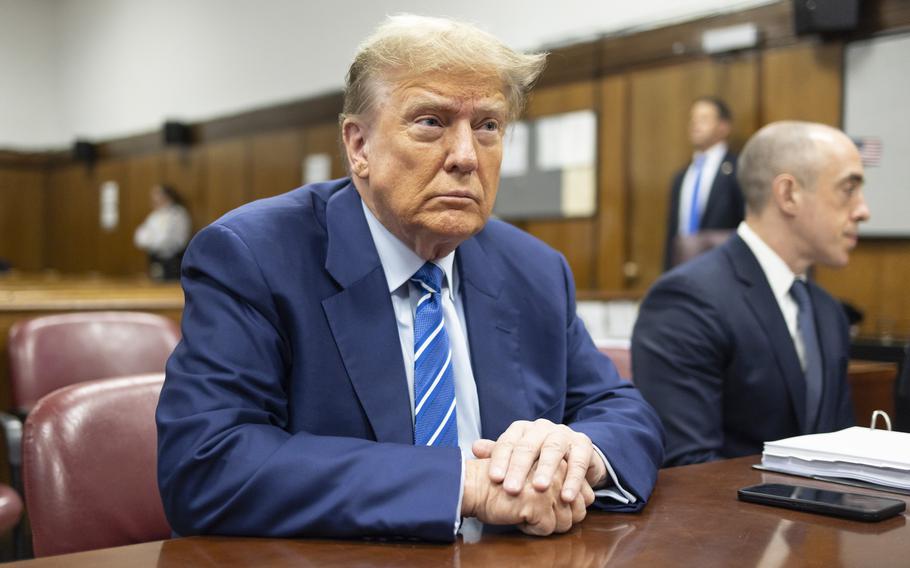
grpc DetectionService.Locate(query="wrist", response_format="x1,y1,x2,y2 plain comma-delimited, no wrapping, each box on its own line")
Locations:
462,459,487,518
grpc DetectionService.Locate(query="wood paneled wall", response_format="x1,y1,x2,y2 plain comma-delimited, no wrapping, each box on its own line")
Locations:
39,123,345,276
2,0,908,337
0,165,45,271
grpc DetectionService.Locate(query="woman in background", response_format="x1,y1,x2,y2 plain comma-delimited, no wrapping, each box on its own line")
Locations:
134,184,191,280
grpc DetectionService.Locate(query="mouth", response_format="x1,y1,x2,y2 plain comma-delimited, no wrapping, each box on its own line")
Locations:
844,232,859,246
433,191,479,203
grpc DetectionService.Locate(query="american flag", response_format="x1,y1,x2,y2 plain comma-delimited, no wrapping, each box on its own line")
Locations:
853,137,883,167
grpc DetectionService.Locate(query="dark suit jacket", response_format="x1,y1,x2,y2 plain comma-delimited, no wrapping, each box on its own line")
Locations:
633,235,854,467
157,179,664,541
663,151,745,270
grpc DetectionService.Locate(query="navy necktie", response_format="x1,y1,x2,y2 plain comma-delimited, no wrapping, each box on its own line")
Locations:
686,154,707,235
790,280,823,429
410,262,458,447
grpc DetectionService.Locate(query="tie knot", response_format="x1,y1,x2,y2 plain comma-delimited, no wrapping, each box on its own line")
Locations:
411,262,444,294
790,279,810,308
693,154,707,168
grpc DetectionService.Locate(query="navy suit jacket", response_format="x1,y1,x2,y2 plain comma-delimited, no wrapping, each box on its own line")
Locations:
633,235,853,467
663,151,745,270
157,179,664,541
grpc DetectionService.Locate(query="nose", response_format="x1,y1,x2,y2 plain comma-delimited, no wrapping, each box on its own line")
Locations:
853,190,871,222
444,121,478,174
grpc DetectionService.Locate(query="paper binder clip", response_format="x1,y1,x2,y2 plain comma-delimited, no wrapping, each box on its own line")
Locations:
870,410,892,431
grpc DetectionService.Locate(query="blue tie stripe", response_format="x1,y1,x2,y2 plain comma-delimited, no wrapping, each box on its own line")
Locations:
410,263,458,447
686,155,707,235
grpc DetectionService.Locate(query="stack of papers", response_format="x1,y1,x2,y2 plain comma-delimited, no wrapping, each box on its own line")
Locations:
760,427,910,493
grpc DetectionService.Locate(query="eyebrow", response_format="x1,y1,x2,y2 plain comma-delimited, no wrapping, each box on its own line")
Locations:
401,92,508,118
840,173,865,186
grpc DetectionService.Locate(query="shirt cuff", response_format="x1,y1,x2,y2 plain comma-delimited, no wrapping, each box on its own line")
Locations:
592,444,637,505
454,454,465,536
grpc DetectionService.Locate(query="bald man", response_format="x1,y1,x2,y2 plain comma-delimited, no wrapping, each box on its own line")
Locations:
632,121,870,467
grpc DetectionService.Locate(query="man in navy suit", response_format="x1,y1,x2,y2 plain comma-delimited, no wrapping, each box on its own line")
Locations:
663,97,745,270
633,121,869,467
157,15,663,541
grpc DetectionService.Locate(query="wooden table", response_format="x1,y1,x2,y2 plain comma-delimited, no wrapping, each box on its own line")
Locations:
8,456,908,567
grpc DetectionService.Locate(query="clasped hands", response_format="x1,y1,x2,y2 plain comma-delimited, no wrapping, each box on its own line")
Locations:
460,419,607,536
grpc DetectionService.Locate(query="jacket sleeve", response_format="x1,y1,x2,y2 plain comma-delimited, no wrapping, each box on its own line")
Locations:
557,256,665,512
631,273,731,467
156,223,462,541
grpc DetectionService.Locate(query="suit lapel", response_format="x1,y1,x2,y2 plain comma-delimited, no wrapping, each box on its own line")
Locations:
701,152,736,225
726,236,809,433
457,236,529,439
321,183,413,444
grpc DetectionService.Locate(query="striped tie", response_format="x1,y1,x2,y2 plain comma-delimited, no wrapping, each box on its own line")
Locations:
410,262,458,447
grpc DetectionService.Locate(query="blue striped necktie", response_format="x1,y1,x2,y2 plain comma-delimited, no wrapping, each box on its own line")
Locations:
790,279,823,429
410,262,458,447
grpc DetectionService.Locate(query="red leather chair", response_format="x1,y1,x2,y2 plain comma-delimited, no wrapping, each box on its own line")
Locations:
669,229,734,269
0,484,22,535
8,311,180,413
2,311,179,486
22,374,171,557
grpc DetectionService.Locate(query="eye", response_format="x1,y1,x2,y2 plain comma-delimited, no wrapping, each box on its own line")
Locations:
417,117,442,128
478,120,500,132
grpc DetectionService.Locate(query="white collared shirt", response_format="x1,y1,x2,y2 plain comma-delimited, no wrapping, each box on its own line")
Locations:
737,221,808,369
361,199,635,534
678,142,729,234
361,201,483,460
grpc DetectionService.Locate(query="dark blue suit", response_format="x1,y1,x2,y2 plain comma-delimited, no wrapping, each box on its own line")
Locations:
633,235,853,467
663,151,745,270
157,179,664,541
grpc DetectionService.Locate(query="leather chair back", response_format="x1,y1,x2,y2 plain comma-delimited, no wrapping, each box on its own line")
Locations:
23,374,170,557
8,312,179,412
670,229,734,268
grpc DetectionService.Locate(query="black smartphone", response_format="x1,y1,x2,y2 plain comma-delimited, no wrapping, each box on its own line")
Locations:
738,483,906,522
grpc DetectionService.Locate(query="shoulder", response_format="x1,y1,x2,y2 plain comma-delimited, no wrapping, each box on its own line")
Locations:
196,179,348,250
649,243,737,301
473,218,565,268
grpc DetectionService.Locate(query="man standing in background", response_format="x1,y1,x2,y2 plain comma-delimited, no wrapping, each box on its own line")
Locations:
663,97,744,270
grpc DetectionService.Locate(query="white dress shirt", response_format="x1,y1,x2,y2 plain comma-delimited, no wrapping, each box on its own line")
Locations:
737,221,808,369
678,142,728,234
361,201,634,535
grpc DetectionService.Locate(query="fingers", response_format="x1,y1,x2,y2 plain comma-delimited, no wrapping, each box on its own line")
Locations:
559,434,594,503
580,478,595,508
489,421,542,494
471,438,495,459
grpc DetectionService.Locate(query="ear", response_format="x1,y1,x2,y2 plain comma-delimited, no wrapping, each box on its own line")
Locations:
771,173,801,217
341,117,370,179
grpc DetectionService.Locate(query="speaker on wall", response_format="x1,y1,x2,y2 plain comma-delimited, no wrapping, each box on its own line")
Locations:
72,140,97,164
163,121,192,145
793,0,860,35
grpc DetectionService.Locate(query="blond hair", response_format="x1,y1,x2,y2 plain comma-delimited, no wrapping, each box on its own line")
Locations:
342,14,547,124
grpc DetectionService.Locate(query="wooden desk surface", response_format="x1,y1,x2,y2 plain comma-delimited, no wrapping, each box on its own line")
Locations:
8,456,908,567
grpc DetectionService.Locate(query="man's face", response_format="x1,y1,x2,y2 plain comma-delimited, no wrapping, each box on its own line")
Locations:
346,72,508,260
688,101,729,151
794,134,870,268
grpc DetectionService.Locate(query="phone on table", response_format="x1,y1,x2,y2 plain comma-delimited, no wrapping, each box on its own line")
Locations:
737,483,906,522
